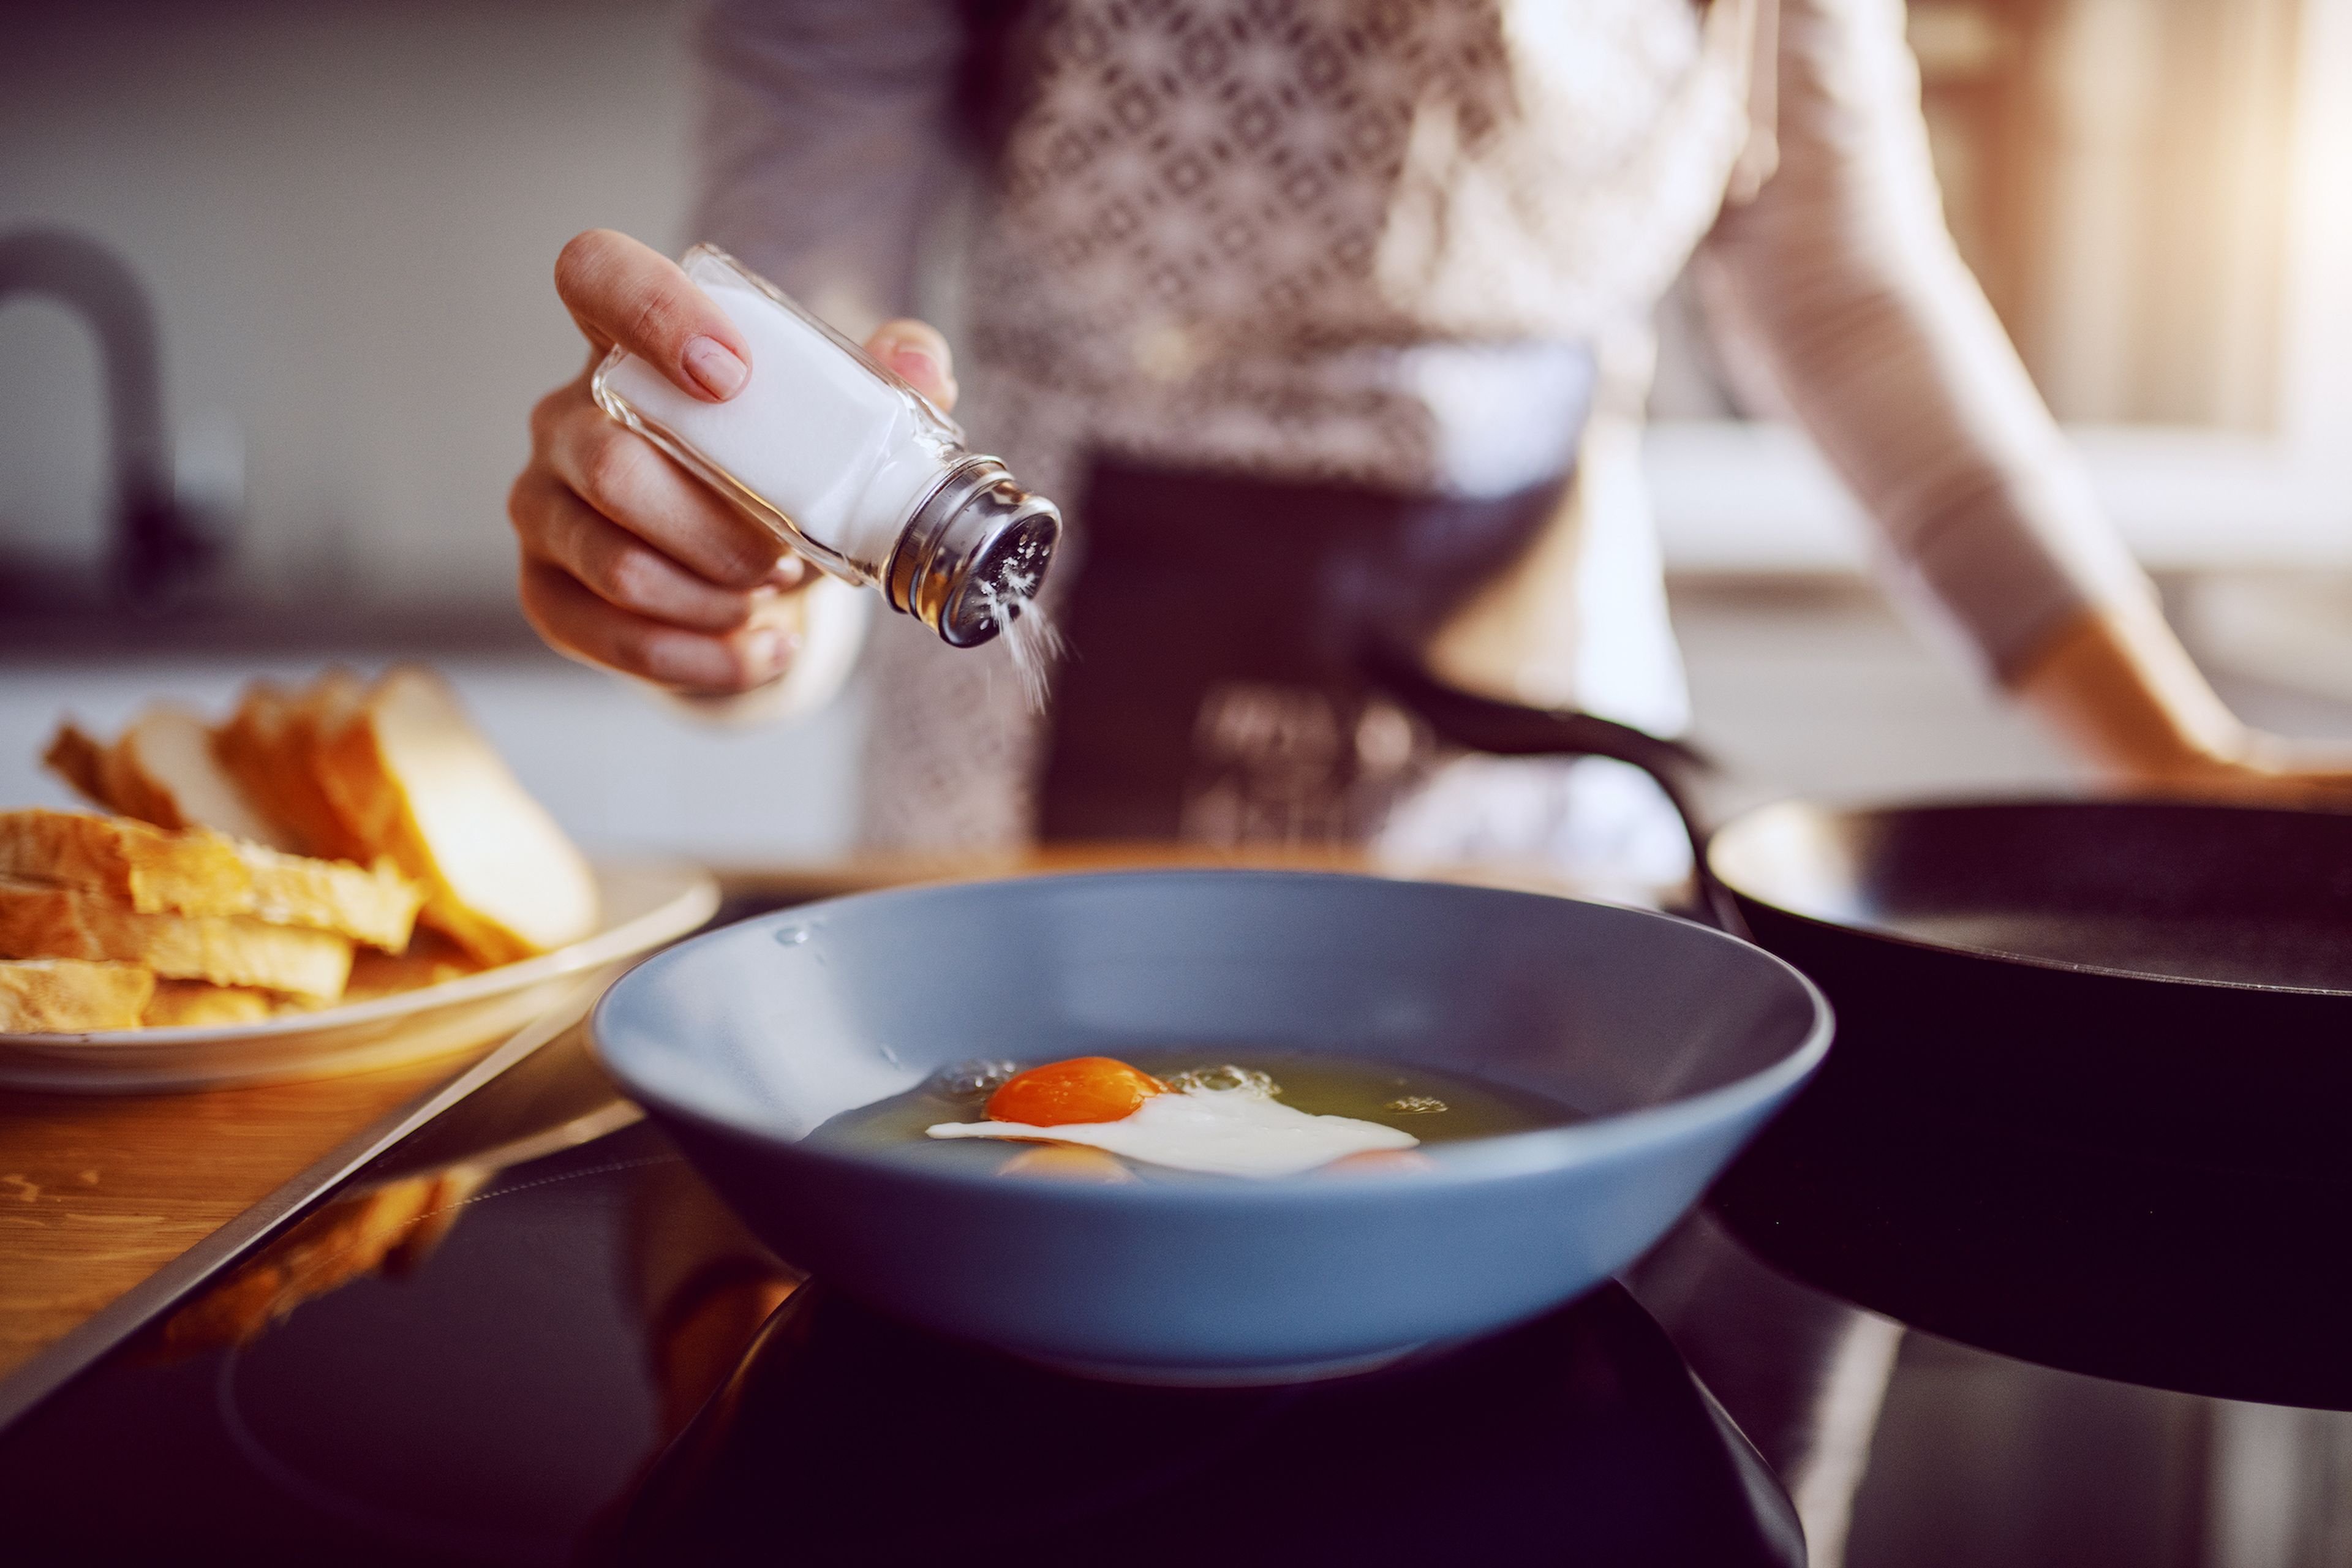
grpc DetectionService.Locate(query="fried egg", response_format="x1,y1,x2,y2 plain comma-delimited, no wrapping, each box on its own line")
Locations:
925,1055,1420,1178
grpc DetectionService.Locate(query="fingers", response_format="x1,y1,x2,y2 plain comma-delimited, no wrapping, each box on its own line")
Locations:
524,235,946,692
2242,733,2352,782
553,228,750,401
519,559,799,693
866,318,959,413
532,385,786,589
513,374,818,691
511,473,767,634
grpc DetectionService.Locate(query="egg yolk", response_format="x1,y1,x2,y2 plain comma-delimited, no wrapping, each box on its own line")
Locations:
985,1057,1169,1126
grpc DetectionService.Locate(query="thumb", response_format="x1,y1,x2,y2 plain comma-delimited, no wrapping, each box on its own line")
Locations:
865,318,959,413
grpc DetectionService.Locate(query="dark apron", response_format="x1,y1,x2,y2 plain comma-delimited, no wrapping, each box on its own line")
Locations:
1036,458,1577,846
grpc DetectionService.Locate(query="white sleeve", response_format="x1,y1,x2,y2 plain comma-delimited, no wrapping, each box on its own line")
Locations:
1704,0,2156,681
640,573,874,728
690,0,968,339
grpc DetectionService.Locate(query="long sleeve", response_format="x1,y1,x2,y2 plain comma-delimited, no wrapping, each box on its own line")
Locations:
692,0,968,338
1705,0,2156,681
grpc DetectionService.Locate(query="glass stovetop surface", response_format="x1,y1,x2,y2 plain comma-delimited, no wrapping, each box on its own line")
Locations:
10,992,2349,1566
0,1019,1800,1567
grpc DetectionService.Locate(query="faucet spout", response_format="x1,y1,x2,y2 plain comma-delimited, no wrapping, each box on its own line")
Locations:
0,227,221,603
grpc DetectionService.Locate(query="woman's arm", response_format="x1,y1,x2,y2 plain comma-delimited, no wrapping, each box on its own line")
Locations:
1701,0,2350,798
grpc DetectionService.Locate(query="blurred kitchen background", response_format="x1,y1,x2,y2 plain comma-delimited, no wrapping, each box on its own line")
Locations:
4,0,2350,860
4,3,2351,1562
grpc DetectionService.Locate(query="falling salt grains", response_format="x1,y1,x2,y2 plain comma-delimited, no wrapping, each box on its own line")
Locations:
976,567,1064,714
1384,1096,1448,1114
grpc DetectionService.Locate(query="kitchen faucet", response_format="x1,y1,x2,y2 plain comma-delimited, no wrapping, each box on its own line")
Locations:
0,227,224,605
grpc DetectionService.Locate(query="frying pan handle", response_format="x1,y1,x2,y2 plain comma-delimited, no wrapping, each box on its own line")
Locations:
1359,645,1746,933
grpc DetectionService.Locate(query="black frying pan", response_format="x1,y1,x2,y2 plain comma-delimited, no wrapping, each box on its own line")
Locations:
1370,650,2352,1408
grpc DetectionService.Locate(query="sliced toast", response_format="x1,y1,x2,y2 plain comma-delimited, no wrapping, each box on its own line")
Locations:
0,958,156,1033
0,878,353,1000
314,667,598,965
41,724,115,812
96,706,303,853
344,930,481,1001
142,981,277,1028
215,676,374,862
0,808,246,914
226,842,422,952
0,809,423,951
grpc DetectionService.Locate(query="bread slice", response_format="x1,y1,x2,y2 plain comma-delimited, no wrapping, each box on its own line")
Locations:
42,723,117,812
0,810,423,952
97,705,304,853
344,930,481,1001
314,667,598,965
142,981,277,1028
214,676,374,862
228,842,423,952
214,682,326,854
0,958,156,1033
0,878,353,1000
0,809,246,914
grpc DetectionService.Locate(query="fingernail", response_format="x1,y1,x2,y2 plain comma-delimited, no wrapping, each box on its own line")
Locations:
763,558,806,590
885,344,941,383
746,627,790,675
683,335,749,400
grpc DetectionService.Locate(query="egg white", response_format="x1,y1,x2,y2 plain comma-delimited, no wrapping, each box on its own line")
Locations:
925,1086,1419,1178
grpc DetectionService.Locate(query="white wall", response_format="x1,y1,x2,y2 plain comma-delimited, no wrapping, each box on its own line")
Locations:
9,1,2340,602
0,0,700,608
1,655,864,864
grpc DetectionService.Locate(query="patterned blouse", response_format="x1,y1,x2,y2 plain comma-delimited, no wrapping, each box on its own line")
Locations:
688,0,2152,872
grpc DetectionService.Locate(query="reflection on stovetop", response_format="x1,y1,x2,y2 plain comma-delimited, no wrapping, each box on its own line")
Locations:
595,1275,1800,1566
2,1121,684,1566
9,1008,2352,1567
0,1067,1800,1566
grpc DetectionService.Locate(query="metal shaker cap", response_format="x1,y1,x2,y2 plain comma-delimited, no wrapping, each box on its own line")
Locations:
885,457,1062,647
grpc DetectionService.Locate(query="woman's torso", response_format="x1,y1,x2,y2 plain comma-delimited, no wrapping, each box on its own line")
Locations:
859,0,1762,886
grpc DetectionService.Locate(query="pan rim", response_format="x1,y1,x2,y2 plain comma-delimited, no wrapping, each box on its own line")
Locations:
1709,793,2352,998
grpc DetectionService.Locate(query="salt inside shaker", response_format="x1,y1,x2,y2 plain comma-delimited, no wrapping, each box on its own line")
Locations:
590,245,1060,649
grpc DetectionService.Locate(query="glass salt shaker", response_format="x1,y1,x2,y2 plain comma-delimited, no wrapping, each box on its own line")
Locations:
590,244,1060,649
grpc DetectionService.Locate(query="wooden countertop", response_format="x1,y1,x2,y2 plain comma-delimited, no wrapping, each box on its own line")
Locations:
0,848,1610,1417
0,1044,511,1387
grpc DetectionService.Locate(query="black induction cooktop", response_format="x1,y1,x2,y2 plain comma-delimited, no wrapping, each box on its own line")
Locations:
0,1014,1802,1567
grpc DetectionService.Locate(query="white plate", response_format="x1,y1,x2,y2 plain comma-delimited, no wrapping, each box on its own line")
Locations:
0,858,720,1092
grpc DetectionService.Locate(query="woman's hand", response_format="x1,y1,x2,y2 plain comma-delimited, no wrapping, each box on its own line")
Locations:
2017,599,2352,807
2204,734,2352,807
509,228,958,693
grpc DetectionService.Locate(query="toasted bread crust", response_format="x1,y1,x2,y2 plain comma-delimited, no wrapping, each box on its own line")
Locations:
0,958,157,1033
102,706,301,851
228,842,423,952
0,878,353,1000
314,668,597,965
0,809,248,914
344,929,481,1001
141,980,277,1028
0,810,422,951
215,679,374,863
41,725,118,813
